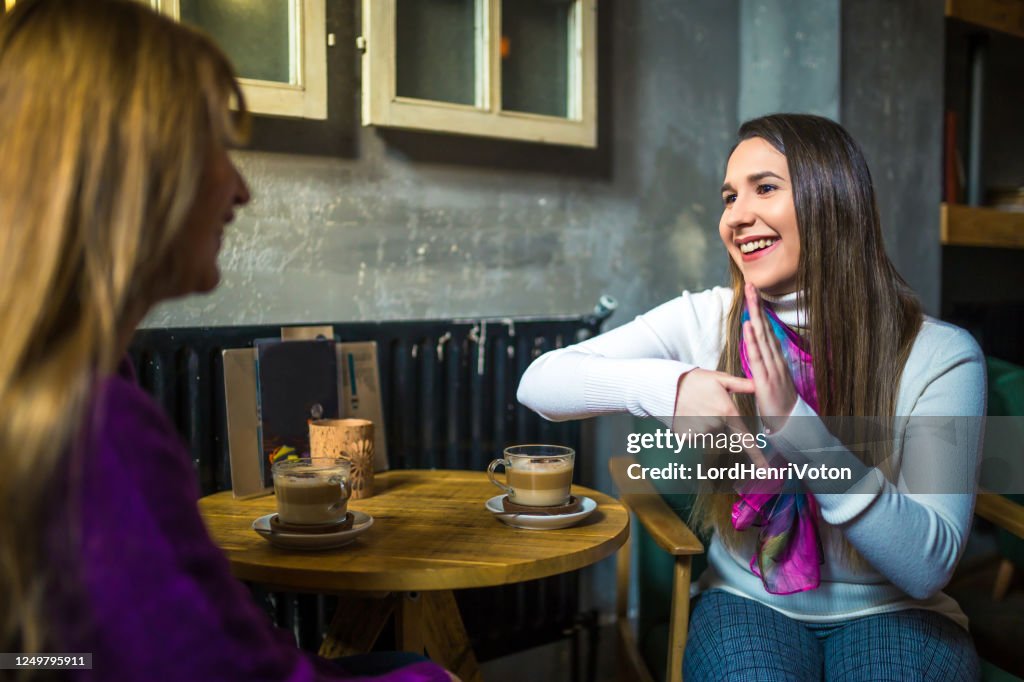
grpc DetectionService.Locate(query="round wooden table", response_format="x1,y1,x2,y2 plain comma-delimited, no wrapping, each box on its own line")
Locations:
199,469,629,681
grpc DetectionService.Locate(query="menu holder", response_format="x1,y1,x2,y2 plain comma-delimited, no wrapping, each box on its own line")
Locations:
337,341,389,472
280,327,389,473
223,327,390,499
255,338,339,488
223,348,267,498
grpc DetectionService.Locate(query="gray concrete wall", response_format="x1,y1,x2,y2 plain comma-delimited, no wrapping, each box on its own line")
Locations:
840,0,945,316
146,0,943,323
145,0,740,331
739,0,840,122
737,0,943,315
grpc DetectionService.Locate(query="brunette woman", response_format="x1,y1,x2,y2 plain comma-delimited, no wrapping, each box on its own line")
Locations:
518,114,983,681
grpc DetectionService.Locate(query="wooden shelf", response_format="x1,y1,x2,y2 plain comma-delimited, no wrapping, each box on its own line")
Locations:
946,0,1024,39
941,203,1024,248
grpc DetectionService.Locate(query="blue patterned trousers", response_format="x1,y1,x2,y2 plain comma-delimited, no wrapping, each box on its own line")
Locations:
683,590,980,681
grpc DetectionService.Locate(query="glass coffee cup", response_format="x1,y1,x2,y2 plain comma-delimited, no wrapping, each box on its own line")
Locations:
271,456,351,526
487,445,575,507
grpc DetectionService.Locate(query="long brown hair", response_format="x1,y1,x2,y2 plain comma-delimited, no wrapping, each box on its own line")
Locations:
693,114,922,551
0,0,247,665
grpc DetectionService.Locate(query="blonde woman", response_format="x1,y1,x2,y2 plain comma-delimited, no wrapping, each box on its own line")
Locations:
518,114,984,680
0,1,453,680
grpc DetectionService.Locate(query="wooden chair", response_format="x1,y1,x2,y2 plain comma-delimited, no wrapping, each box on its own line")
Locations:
978,494,1024,593
610,454,701,682
610,455,1024,682
983,358,1024,604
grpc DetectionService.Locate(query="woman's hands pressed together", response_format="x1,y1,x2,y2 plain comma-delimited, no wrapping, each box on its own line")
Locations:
671,283,799,467
742,282,798,432
673,368,754,428
673,368,767,468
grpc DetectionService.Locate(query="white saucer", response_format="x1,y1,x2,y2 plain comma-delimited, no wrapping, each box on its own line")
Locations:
485,495,597,530
252,511,374,551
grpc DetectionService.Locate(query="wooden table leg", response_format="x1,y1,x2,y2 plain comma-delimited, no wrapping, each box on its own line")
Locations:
319,593,395,658
395,591,426,654
419,590,482,682
322,589,481,682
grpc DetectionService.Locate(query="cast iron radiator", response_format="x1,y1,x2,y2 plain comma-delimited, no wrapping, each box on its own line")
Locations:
128,310,611,662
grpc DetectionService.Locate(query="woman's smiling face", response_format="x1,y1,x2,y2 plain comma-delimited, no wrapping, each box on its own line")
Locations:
718,137,800,296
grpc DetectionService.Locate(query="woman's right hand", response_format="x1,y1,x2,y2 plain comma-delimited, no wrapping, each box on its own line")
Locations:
674,368,754,423
674,369,767,467
674,368,751,438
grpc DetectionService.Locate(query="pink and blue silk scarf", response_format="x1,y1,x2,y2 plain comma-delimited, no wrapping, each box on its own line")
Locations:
732,301,824,595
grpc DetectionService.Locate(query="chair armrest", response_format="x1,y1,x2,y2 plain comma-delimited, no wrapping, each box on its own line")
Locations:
609,455,703,556
976,489,1024,540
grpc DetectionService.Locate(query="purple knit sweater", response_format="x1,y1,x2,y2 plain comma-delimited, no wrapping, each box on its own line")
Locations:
52,361,448,682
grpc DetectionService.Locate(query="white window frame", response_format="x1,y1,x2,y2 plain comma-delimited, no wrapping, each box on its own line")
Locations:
151,0,327,120
361,0,597,148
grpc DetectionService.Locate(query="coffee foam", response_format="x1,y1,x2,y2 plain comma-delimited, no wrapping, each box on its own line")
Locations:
513,458,573,471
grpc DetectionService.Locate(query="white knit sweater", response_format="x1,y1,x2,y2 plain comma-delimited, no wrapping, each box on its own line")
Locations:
517,287,986,628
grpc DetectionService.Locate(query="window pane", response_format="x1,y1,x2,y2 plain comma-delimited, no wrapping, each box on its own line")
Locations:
396,0,480,106
179,0,293,84
501,0,572,118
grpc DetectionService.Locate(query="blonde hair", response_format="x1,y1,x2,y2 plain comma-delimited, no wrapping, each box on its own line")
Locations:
0,0,247,663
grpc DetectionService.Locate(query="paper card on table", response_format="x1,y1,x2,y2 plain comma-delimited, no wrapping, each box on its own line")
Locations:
223,348,271,498
256,338,340,487
337,341,389,471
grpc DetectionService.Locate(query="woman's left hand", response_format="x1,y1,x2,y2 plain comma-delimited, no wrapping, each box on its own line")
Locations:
744,282,798,432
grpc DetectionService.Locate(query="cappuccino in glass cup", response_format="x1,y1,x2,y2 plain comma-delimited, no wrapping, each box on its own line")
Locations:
487,445,575,507
272,456,351,525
